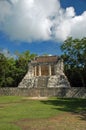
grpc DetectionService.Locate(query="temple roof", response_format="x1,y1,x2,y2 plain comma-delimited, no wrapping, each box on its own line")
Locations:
31,55,59,64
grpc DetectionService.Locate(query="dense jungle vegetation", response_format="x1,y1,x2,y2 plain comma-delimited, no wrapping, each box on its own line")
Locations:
61,37,86,87
0,50,36,87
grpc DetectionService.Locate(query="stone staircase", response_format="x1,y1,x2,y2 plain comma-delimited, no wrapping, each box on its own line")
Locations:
37,76,49,88
18,76,49,88
18,73,70,88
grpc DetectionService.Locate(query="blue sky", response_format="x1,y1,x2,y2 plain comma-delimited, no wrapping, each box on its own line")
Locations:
0,0,86,56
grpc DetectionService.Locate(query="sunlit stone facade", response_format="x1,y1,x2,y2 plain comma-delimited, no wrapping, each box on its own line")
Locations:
18,56,70,88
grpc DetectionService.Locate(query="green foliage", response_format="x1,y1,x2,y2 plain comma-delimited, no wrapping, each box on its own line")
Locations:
0,50,36,87
61,37,86,87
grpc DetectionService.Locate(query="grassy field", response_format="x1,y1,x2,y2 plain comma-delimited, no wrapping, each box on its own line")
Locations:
0,96,86,130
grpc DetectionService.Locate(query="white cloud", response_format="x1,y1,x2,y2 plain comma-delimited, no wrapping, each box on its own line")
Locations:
0,0,11,23
70,11,86,39
0,0,86,42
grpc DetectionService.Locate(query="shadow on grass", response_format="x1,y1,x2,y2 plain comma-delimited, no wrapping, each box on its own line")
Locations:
41,98,86,121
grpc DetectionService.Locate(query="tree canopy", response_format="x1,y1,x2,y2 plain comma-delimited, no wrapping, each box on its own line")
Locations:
0,50,36,87
61,37,86,87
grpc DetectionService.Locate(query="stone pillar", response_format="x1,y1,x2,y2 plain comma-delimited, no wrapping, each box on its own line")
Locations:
39,65,41,76
34,66,37,76
49,65,52,76
32,66,34,77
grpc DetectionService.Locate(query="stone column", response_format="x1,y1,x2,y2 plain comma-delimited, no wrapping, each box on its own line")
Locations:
34,66,37,76
49,65,52,76
39,65,41,76
32,66,34,77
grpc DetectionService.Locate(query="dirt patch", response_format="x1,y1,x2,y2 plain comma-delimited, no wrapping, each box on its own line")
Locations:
14,112,86,130
22,97,48,100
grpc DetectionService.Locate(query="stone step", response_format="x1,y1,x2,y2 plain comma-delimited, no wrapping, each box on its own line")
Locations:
37,77,49,88
18,74,70,88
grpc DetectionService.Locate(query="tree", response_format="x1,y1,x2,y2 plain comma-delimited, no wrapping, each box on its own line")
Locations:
15,50,36,69
61,37,86,87
0,50,36,87
15,50,36,86
0,53,7,87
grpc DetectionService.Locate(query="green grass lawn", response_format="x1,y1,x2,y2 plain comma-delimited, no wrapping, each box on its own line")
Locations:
0,96,86,130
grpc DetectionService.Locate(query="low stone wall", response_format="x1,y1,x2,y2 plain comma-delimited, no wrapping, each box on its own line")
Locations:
0,87,86,98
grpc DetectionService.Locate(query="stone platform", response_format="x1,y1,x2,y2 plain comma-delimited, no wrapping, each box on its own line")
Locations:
18,56,70,88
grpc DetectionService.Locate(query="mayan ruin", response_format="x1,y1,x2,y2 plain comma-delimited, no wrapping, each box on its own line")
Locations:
18,55,70,88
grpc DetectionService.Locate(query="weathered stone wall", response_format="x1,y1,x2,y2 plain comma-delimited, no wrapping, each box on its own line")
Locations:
18,74,70,88
0,87,86,98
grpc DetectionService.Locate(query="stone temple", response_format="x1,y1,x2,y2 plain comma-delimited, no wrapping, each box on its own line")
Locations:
18,55,70,88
